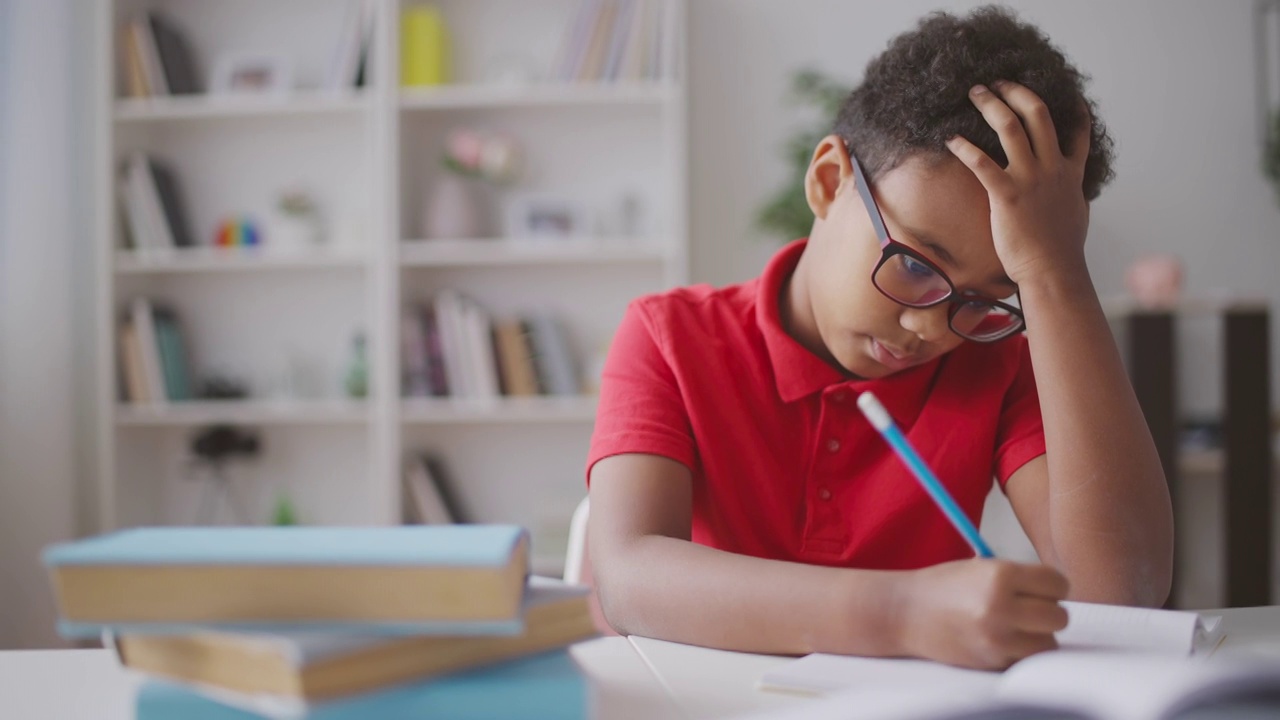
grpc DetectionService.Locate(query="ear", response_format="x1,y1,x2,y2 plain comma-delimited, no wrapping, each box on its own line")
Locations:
804,134,855,221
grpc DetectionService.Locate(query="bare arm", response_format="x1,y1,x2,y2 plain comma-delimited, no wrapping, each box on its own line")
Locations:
1008,269,1175,606
589,453,1069,666
949,80,1174,606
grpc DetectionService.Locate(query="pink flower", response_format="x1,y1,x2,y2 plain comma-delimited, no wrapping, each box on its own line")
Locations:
446,129,484,171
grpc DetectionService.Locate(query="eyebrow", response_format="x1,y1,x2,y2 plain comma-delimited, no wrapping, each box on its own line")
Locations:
917,235,1018,292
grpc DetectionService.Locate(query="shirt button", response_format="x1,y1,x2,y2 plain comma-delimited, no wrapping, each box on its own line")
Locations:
818,488,832,501
826,438,841,453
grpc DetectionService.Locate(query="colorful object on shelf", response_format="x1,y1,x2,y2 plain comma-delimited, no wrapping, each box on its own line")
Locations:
272,493,299,526
345,332,370,399
401,5,451,87
214,217,261,247
443,128,523,184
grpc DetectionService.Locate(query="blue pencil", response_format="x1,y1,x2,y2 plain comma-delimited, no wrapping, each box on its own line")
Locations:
857,392,996,558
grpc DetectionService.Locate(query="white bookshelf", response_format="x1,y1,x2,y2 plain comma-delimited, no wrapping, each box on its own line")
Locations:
92,0,688,575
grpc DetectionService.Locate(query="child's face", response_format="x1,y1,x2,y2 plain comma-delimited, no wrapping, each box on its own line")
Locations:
803,137,1017,379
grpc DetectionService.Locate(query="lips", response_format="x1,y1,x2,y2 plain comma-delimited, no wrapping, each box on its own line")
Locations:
870,338,920,372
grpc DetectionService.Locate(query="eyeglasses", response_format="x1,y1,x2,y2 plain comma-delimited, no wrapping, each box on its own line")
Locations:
847,147,1025,343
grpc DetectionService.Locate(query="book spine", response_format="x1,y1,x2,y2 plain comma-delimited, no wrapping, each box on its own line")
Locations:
422,306,449,397
602,0,635,82
400,310,431,397
119,321,150,403
130,298,165,402
528,314,579,396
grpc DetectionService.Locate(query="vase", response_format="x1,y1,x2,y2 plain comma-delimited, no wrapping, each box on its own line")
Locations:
422,174,485,239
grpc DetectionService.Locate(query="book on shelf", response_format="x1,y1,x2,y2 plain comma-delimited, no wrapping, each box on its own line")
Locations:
553,0,668,83
401,294,580,400
402,453,463,525
134,649,591,720
114,577,594,705
527,313,580,396
326,0,376,91
44,525,531,638
493,319,540,397
119,12,200,98
119,153,193,251
120,298,193,404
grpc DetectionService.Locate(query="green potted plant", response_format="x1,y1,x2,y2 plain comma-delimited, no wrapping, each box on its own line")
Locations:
756,69,851,242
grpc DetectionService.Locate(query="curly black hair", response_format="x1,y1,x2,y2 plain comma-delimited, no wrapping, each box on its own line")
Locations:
834,5,1115,200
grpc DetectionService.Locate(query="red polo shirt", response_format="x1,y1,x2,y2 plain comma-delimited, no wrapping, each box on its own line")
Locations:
586,239,1047,569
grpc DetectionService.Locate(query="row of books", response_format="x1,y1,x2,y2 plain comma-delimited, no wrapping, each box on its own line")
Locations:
552,0,670,83
118,153,194,250
403,453,463,525
401,293,580,399
44,525,596,719
119,12,200,97
119,298,193,403
118,4,373,99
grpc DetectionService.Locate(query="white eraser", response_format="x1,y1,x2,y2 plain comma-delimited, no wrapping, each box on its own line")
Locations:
857,392,893,431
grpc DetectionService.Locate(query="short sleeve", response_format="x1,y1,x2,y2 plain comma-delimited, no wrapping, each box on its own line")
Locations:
994,338,1047,486
585,300,697,488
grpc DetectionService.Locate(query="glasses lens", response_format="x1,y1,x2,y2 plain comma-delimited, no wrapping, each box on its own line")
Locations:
873,252,952,307
951,295,1022,341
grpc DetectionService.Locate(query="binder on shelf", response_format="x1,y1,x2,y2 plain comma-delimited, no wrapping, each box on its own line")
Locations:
402,454,462,525
527,313,580,397
119,13,199,98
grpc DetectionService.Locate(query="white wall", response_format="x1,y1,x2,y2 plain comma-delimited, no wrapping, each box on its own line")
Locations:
0,0,78,649
688,0,1280,417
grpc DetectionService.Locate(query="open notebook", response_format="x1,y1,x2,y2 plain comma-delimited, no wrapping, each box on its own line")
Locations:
745,652,1280,720
760,602,1224,697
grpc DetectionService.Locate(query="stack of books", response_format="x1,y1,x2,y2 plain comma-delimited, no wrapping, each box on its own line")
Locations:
44,525,597,719
401,293,579,400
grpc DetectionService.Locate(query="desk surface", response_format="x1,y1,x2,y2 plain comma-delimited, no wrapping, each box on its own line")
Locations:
4,607,1279,720
0,637,679,720
628,606,1280,720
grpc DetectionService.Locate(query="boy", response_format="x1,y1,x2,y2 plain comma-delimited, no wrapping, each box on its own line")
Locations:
584,6,1175,670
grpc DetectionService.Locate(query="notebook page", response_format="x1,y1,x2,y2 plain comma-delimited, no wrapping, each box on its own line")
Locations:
1056,602,1202,655
757,653,1000,696
997,650,1280,720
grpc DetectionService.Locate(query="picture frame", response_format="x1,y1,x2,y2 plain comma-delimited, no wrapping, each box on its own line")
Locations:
209,52,293,96
504,192,589,240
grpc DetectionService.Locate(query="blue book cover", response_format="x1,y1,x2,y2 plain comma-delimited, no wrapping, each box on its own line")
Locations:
44,525,527,568
135,650,591,720
46,525,530,639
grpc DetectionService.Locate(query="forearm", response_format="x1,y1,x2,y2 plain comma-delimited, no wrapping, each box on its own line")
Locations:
1019,263,1174,606
594,534,907,655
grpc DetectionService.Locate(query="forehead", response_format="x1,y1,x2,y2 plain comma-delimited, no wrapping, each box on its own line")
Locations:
868,155,1001,267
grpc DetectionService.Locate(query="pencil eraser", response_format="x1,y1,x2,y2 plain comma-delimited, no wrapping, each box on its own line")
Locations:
857,392,893,431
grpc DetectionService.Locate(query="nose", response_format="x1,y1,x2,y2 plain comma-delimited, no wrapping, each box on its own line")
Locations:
899,304,951,344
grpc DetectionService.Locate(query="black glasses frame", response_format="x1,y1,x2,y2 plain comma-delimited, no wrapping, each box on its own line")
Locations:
847,145,1026,342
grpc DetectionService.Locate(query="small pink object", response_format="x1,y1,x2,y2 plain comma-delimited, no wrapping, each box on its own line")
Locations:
446,129,484,171
1125,255,1184,310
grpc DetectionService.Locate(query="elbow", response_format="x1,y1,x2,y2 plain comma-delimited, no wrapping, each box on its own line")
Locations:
588,539,649,637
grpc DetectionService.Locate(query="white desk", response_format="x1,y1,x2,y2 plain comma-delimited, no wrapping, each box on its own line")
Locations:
628,606,1280,719
0,637,680,720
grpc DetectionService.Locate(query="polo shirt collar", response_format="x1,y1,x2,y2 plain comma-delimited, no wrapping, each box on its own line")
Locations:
755,239,937,424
